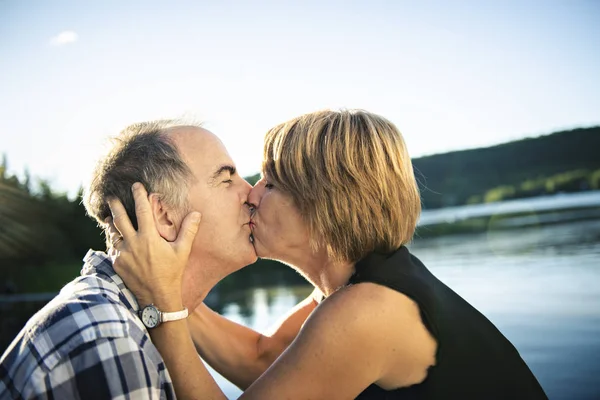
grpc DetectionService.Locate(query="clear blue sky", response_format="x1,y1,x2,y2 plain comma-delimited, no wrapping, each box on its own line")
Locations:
1,0,599,196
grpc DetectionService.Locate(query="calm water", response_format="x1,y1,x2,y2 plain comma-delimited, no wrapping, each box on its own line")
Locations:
214,218,600,399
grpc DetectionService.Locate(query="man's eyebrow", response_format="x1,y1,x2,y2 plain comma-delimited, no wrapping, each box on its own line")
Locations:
211,164,236,180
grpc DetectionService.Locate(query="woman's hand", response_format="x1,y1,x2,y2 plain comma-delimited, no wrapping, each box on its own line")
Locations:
106,182,201,309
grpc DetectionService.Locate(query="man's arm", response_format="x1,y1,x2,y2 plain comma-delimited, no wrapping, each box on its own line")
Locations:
29,336,168,400
189,288,320,390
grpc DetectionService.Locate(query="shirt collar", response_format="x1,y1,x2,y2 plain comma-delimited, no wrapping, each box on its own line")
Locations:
82,249,140,313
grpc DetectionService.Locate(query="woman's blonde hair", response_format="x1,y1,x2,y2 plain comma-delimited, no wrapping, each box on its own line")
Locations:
263,109,421,263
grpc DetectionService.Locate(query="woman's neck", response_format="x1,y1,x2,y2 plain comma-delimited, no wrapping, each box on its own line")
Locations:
289,249,355,298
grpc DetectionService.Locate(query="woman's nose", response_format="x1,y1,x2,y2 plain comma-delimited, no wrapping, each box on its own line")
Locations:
247,179,265,206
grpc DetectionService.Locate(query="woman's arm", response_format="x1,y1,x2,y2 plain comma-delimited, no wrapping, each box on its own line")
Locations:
189,289,319,389
108,184,228,399
149,302,228,400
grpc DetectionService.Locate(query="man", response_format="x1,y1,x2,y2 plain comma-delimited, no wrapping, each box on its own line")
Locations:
0,121,256,399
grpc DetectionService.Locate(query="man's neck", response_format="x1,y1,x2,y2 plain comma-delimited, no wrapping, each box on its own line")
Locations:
181,258,225,311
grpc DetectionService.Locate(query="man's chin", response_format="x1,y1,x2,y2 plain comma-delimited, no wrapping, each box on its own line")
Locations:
244,243,259,265
246,240,258,259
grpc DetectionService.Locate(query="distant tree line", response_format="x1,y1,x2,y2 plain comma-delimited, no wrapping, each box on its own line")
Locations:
0,155,105,270
469,168,600,204
414,127,600,208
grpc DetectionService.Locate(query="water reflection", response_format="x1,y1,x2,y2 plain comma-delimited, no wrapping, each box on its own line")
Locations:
221,287,311,330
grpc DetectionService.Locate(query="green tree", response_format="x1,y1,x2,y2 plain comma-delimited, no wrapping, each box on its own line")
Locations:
245,173,261,186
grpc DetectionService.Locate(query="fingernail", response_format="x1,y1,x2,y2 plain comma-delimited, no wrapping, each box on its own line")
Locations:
132,182,139,191
192,212,201,223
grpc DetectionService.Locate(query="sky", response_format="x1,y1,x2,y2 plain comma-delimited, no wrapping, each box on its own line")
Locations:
1,0,599,197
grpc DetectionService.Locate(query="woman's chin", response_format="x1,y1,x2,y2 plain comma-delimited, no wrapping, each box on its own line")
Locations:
252,238,273,259
255,246,271,259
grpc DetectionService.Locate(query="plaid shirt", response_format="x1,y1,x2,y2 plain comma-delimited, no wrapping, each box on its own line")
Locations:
0,250,176,400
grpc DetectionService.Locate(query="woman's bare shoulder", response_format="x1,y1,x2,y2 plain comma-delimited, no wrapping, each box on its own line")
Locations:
306,282,437,389
319,281,419,319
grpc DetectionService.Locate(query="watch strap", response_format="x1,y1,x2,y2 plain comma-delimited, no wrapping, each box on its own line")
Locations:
160,307,189,322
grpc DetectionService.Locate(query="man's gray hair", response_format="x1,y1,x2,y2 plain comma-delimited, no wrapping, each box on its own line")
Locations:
83,120,196,230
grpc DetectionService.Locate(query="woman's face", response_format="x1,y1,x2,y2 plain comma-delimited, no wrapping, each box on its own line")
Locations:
247,176,310,261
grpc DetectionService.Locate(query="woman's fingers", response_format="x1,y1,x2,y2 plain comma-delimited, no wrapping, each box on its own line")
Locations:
131,182,154,235
174,211,202,257
105,217,121,240
107,196,136,240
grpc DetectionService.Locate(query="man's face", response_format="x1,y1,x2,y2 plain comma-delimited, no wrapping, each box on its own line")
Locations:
171,127,257,277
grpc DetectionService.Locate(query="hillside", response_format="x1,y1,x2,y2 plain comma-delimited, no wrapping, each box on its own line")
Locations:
412,126,600,209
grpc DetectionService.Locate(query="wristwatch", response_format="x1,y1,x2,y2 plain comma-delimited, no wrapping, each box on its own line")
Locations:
139,304,188,329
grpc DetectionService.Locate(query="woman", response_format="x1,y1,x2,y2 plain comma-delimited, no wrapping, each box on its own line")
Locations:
108,109,547,399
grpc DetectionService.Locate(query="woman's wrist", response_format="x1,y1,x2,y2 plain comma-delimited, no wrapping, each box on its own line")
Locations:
137,291,184,311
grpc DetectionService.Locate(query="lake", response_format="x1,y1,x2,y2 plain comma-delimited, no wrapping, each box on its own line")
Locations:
212,217,600,399
1,193,599,399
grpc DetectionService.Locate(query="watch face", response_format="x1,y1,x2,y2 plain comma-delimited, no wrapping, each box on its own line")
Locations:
141,306,160,328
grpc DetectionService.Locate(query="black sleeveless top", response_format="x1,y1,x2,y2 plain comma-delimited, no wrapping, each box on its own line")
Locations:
348,246,548,399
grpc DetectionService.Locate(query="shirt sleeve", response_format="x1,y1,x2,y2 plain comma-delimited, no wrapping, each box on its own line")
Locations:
29,336,165,400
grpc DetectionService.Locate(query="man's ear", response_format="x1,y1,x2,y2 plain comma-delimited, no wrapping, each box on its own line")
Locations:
148,193,178,242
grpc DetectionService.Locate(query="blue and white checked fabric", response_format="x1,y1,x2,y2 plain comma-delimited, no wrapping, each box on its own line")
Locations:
0,250,176,400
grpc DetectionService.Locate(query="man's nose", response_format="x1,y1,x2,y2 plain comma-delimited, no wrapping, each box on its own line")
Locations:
240,177,252,204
